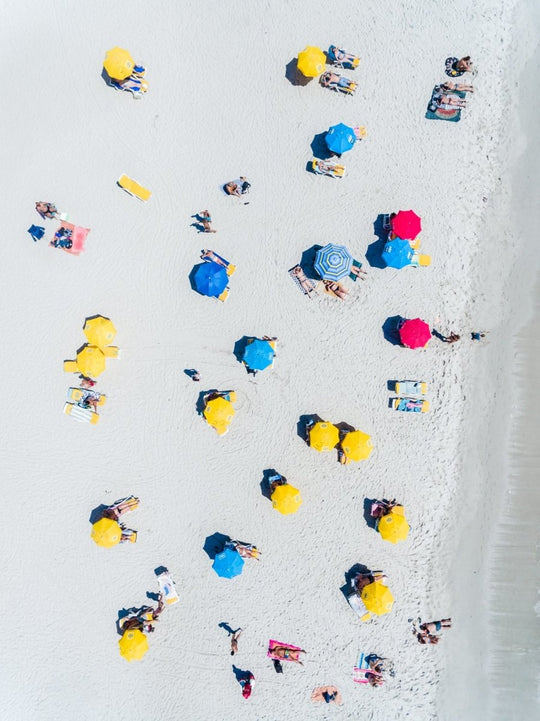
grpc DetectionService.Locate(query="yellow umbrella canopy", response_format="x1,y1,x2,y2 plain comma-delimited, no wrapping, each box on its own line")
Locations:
204,396,235,428
341,430,373,461
271,484,302,515
118,629,149,662
361,581,394,616
84,316,116,348
378,509,409,544
103,47,135,80
309,421,339,452
76,345,106,377
91,518,122,548
297,46,326,77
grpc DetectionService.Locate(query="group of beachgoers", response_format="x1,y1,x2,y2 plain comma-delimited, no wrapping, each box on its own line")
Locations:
431,55,475,111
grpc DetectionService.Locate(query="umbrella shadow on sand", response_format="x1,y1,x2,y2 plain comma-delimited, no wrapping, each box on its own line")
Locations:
89,504,108,524
260,468,280,499
285,58,312,87
297,413,323,443
310,132,332,160
203,532,231,560
363,498,379,530
300,245,323,280
382,316,405,346
365,214,389,269
233,336,250,365
196,389,219,415
340,563,372,600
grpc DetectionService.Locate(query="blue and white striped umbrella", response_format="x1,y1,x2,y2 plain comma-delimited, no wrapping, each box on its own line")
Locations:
314,243,353,280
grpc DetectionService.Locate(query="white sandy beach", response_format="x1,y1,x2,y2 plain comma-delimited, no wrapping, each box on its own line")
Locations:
1,1,539,720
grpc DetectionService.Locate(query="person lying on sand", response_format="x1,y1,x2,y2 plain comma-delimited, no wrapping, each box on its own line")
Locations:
323,280,349,299
271,645,306,664
350,264,367,279
420,619,452,634
230,628,242,656
228,540,260,560
370,499,399,519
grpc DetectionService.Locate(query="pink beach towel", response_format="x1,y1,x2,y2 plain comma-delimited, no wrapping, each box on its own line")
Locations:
267,639,303,661
51,221,90,255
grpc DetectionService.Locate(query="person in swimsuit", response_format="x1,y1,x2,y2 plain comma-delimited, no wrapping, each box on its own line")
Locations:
230,628,242,656
198,211,216,233
271,646,306,664
292,265,316,296
420,619,452,634
35,202,58,219
320,71,355,92
201,249,227,267
323,280,349,300
442,80,474,93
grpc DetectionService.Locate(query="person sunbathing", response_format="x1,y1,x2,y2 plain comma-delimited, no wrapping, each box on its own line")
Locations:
320,71,355,91
456,56,473,73
417,631,440,645
370,499,399,519
201,249,227,267
230,541,260,560
329,46,357,65
35,201,58,219
420,619,452,634
353,571,386,595
272,646,306,664
366,671,384,687
323,280,349,299
442,80,474,93
433,87,467,108
224,177,249,196
102,497,140,521
350,265,367,279
292,265,316,295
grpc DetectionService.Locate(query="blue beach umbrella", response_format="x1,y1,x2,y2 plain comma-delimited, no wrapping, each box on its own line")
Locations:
382,238,414,269
212,547,245,578
325,123,356,154
194,261,228,297
314,243,353,280
242,339,275,371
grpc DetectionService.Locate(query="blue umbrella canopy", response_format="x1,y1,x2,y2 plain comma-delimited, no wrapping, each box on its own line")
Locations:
382,238,414,269
325,123,356,154
194,261,228,297
314,243,353,280
242,339,275,371
212,547,244,578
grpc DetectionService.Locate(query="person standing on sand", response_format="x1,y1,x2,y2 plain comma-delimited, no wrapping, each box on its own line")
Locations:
230,628,242,656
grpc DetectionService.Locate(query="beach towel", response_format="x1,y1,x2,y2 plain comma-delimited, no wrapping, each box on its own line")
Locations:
311,686,342,705
157,570,180,605
425,87,465,122
288,266,317,297
267,639,302,661
50,221,90,255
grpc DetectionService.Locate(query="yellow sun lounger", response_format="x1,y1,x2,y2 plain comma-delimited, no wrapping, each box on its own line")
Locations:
117,174,152,201
67,388,107,406
63,402,100,424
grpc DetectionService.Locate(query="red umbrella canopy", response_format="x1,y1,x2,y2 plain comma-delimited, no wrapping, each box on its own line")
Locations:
391,210,422,240
399,318,431,348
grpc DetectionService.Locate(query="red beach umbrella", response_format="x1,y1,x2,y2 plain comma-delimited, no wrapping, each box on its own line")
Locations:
399,318,431,349
391,210,422,240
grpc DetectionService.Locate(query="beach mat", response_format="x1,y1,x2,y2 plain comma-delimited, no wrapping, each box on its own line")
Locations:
425,88,465,122
268,639,302,661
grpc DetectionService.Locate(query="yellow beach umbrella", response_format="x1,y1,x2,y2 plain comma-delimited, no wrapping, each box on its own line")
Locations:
204,396,235,428
91,517,122,548
271,484,302,515
76,345,106,377
361,581,394,616
378,508,409,544
119,629,149,662
309,421,339,452
84,316,116,348
341,430,373,462
297,46,326,77
103,47,134,80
